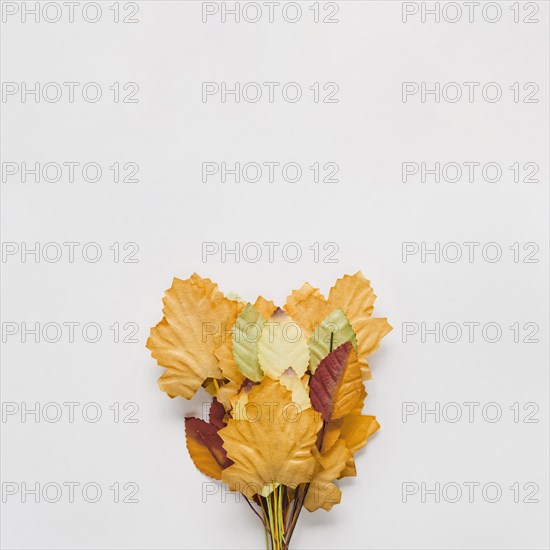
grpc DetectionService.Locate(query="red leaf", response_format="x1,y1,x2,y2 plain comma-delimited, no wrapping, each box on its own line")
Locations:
309,342,362,422
185,408,233,470
208,397,226,430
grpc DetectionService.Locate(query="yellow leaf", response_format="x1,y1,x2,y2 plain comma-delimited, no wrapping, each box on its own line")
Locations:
220,377,322,498
214,340,245,409
304,439,351,512
186,433,223,480
355,318,393,379
147,274,240,399
280,368,311,412
230,380,255,420
340,414,380,454
328,272,392,379
254,296,277,319
258,309,309,380
284,283,330,338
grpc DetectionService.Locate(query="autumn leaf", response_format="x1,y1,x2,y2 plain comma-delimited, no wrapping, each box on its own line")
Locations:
232,303,265,383
258,308,309,380
185,398,233,480
308,308,357,373
352,318,393,379
304,439,351,512
328,272,392,379
340,414,380,454
309,342,363,422
220,377,322,498
147,274,240,399
280,367,311,412
229,379,256,420
253,295,277,320
214,341,245,410
284,283,330,338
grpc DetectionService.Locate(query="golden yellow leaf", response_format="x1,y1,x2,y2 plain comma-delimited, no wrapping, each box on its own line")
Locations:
328,272,392,379
280,368,311,412
340,414,380,454
147,274,240,399
213,333,245,409
186,433,223,480
304,439,351,512
220,377,322,498
254,296,277,319
284,283,330,337
229,379,255,420
354,318,393,379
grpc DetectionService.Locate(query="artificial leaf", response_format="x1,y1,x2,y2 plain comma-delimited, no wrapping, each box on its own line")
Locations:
308,308,357,373
280,367,311,412
258,308,309,380
320,384,365,453
254,296,277,319
214,338,245,409
328,272,392,379
232,303,265,383
208,397,226,429
230,379,256,420
220,377,322,498
353,318,393,379
147,274,240,399
340,414,380,454
284,283,330,337
185,401,234,480
186,428,224,480
309,342,363,422
304,439,351,512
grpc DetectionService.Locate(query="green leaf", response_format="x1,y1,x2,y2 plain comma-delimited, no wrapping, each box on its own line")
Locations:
232,303,265,382
308,308,357,373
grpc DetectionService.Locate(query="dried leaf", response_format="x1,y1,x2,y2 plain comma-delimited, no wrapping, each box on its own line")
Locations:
354,318,393,379
232,303,265,383
304,440,351,512
214,338,245,409
308,308,356,373
254,296,277,319
185,400,233,480
284,283,330,337
340,414,380,454
310,342,363,422
230,379,256,420
328,272,392,379
147,274,240,399
280,367,311,412
258,308,309,380
220,377,322,498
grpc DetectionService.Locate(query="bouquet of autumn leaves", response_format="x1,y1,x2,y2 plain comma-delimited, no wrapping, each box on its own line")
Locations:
147,272,391,550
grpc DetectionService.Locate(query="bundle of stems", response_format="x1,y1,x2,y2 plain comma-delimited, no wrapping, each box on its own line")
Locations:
254,470,321,550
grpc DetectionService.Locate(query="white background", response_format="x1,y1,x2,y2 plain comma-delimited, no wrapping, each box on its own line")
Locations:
1,1,549,549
